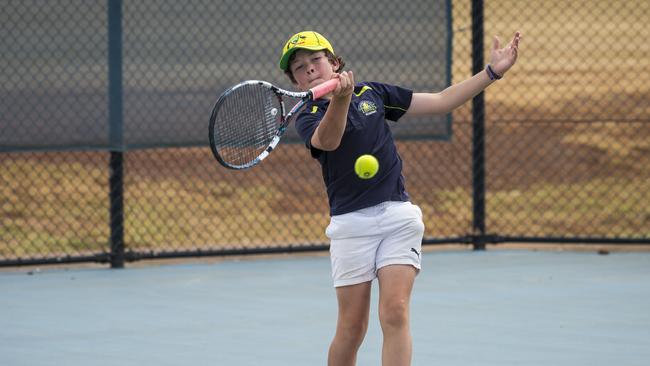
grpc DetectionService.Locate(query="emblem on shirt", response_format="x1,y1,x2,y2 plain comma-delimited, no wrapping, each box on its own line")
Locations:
358,100,377,116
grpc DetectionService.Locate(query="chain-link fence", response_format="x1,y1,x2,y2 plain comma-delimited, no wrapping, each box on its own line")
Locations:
2,0,649,267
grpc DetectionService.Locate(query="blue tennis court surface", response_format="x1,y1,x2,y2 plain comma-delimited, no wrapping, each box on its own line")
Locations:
1,249,649,366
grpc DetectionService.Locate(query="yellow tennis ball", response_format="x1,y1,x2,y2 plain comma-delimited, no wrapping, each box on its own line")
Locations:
354,154,379,179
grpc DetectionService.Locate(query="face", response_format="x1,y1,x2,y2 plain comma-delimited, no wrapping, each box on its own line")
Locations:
289,50,339,90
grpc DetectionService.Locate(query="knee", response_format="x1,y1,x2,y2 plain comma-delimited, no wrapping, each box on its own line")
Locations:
379,299,409,330
337,319,368,346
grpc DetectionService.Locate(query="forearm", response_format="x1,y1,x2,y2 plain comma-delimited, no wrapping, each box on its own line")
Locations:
311,95,351,151
439,69,494,111
406,69,495,117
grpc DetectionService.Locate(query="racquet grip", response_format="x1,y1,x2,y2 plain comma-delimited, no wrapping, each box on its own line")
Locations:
309,79,340,100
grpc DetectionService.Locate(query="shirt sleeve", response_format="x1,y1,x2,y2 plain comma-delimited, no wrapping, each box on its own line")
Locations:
364,82,413,122
295,102,325,158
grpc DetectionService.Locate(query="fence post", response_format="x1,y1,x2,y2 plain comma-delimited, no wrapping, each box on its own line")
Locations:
471,0,486,250
108,0,124,268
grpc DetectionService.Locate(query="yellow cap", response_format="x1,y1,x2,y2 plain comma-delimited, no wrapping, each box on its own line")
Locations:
279,31,335,71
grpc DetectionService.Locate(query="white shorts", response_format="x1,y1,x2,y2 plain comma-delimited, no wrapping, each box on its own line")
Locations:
325,201,425,287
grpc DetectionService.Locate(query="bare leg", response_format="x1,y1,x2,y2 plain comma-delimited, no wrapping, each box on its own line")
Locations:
328,281,372,366
377,265,417,366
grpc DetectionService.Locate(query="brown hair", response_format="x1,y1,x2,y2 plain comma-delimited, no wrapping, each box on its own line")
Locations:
284,49,346,85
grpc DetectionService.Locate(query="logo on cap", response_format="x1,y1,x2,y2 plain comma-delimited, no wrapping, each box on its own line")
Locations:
287,34,308,50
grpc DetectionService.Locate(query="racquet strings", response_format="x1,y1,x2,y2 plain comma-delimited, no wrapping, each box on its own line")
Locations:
212,84,281,167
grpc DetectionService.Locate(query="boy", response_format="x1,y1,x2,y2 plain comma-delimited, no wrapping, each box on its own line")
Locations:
280,30,521,366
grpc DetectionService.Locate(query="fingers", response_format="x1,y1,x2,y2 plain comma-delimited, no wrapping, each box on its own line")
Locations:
338,71,354,87
492,36,500,51
333,71,354,97
495,31,522,51
511,31,521,58
344,71,354,88
511,31,521,49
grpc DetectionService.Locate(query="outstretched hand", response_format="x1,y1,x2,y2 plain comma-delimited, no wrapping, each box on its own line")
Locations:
489,31,521,77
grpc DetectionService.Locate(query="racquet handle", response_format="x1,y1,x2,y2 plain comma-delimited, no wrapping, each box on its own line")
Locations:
310,79,340,100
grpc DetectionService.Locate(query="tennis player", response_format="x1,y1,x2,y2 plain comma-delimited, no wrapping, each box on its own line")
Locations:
280,30,521,366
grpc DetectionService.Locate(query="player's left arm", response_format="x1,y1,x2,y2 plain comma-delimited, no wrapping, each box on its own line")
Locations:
405,31,521,117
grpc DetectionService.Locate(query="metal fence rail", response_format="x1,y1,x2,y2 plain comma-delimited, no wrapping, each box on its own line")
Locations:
2,0,649,267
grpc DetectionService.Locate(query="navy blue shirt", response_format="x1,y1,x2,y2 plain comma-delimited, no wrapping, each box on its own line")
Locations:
295,82,413,216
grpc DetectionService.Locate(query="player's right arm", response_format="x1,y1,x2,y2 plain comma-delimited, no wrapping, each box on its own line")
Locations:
311,71,354,151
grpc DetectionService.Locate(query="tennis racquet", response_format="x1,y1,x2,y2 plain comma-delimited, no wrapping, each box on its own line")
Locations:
208,78,339,170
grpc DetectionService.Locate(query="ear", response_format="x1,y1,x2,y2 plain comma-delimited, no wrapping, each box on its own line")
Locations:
330,58,340,73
